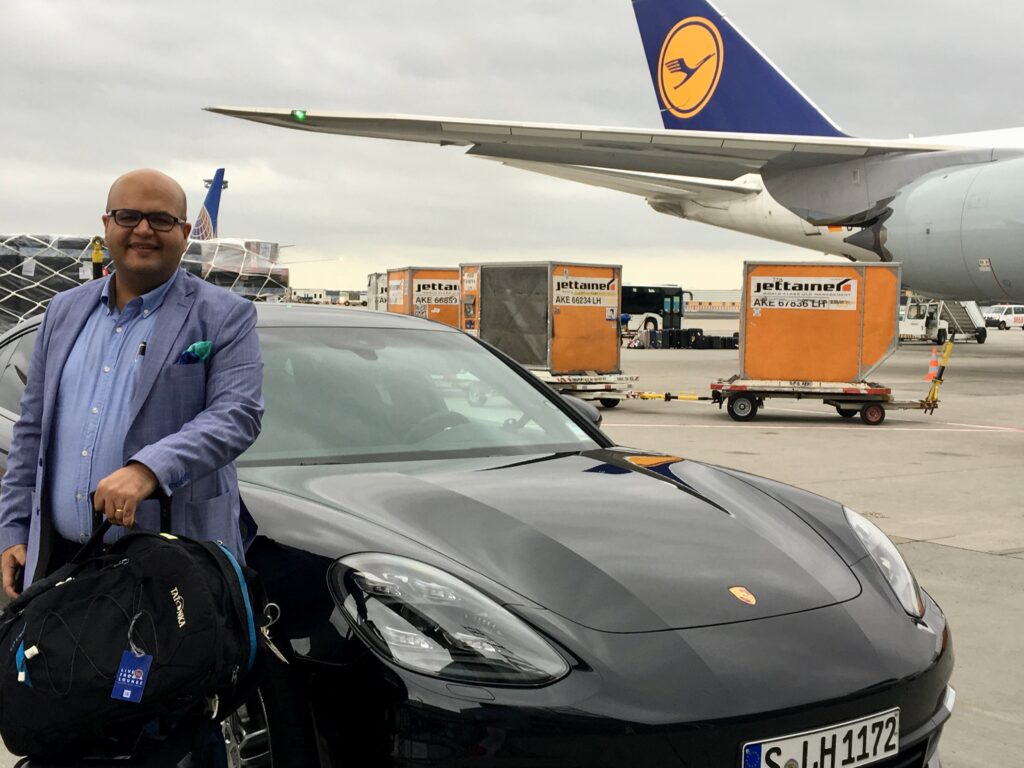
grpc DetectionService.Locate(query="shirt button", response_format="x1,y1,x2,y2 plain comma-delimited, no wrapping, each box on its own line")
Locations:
143,310,150,317
115,327,124,333
91,407,99,414
76,493,83,501
103,366,111,373
81,450,89,457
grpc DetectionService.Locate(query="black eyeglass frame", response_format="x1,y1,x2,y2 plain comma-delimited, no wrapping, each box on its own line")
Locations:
106,209,187,232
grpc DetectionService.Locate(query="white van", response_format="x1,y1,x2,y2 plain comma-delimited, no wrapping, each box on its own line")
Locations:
983,304,1024,330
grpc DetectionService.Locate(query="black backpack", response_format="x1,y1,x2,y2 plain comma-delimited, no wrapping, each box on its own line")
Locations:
0,511,269,761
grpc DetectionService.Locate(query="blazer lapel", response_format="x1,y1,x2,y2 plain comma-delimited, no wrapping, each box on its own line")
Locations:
128,270,196,427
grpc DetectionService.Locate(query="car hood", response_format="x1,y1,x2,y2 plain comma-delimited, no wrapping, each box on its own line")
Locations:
243,449,860,632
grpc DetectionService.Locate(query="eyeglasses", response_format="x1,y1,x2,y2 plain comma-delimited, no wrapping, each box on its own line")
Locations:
106,209,186,232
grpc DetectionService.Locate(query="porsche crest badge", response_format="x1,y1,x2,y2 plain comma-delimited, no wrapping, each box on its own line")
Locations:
729,586,756,605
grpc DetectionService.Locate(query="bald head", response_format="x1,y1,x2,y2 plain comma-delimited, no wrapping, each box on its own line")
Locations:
102,168,193,306
106,169,188,219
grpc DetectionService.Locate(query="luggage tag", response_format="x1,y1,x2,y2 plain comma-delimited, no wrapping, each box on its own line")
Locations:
110,650,153,703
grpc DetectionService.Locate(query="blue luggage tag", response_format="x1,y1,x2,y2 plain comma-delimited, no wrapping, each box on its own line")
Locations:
111,650,153,703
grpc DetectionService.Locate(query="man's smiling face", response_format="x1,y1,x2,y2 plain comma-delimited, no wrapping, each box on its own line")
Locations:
102,170,191,292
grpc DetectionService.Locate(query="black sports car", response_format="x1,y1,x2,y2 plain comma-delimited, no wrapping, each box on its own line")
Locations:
0,305,953,768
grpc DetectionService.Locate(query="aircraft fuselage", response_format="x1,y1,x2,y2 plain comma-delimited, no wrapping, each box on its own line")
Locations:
650,154,1024,301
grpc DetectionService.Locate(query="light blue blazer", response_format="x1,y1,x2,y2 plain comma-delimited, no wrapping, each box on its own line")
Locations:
0,269,264,585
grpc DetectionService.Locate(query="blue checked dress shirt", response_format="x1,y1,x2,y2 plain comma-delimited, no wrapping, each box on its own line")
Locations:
49,271,179,543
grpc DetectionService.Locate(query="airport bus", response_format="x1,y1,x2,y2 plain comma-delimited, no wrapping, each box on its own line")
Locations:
621,284,689,332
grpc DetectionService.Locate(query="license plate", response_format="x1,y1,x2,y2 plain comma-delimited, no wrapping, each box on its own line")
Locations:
742,708,899,768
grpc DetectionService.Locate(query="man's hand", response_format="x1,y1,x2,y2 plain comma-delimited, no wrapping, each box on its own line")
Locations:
93,463,159,529
2,544,26,599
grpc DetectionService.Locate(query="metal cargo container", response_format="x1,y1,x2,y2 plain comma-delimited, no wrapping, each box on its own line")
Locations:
741,262,902,382
460,261,622,375
386,267,460,327
366,272,388,311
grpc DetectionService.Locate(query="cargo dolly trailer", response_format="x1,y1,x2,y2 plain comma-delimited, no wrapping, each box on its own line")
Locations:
709,369,948,426
706,262,950,425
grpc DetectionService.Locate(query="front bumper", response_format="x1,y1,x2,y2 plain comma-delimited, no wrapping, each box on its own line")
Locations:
303,583,953,767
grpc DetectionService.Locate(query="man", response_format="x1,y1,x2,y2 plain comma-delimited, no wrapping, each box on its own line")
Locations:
0,169,264,597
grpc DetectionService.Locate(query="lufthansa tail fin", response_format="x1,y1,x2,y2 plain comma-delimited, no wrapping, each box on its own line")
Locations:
191,168,226,240
631,0,846,136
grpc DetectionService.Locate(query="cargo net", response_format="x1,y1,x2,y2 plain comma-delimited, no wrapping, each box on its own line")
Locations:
0,235,289,334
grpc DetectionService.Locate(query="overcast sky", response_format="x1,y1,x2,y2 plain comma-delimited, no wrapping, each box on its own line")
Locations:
4,1,1024,291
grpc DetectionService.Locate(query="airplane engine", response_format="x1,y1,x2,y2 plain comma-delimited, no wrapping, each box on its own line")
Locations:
885,158,1024,300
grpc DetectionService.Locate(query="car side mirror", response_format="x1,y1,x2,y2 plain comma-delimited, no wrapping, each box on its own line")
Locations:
561,395,602,428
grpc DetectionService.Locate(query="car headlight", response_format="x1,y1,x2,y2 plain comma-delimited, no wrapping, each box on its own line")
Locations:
329,553,570,686
843,506,924,617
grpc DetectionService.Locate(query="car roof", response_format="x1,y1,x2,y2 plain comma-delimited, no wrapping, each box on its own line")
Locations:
253,303,459,331
0,303,460,339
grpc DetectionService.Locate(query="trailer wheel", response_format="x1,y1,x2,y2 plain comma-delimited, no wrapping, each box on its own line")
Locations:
599,398,620,409
727,395,758,421
836,407,858,418
975,327,987,344
936,329,948,345
859,403,886,425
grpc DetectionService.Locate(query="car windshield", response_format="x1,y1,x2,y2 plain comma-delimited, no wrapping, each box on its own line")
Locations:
241,325,600,466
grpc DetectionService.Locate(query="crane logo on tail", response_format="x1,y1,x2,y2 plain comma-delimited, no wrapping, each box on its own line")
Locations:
657,17,723,119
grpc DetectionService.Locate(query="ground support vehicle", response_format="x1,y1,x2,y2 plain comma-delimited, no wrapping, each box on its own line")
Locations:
982,303,1024,330
715,261,911,424
709,378,942,425
629,358,949,425
532,370,639,407
620,284,689,334
899,296,986,344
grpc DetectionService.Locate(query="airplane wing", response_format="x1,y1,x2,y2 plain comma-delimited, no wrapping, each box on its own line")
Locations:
493,160,762,203
206,107,964,182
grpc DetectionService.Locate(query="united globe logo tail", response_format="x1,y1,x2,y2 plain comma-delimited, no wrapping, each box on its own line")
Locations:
191,167,226,240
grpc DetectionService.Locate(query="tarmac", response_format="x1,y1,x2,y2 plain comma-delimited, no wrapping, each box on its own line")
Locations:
0,321,1019,766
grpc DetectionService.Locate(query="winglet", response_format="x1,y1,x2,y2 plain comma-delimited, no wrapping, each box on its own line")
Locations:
632,0,847,136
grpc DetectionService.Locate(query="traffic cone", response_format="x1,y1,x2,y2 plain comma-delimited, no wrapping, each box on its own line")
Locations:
923,346,939,380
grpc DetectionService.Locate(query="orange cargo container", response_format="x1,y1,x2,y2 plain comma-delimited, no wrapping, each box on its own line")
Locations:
460,262,622,375
741,262,902,382
386,267,460,327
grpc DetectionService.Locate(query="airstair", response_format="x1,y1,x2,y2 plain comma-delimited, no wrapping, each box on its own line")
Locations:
938,300,986,342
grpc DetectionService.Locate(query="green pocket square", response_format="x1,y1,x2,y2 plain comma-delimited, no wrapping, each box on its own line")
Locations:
177,340,212,364
188,341,212,360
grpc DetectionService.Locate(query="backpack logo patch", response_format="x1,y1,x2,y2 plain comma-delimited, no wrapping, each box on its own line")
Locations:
170,587,187,628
